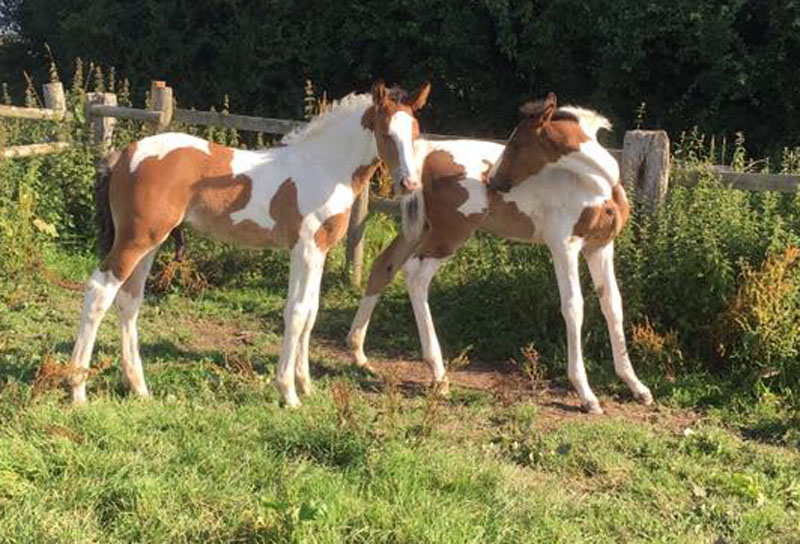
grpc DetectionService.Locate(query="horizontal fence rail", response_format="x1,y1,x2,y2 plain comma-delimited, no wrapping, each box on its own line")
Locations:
0,104,72,122
0,141,72,159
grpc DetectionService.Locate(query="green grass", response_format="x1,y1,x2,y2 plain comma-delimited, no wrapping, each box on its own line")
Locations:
1,234,799,543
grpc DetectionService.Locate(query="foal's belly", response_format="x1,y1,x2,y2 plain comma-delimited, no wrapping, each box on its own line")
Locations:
185,176,303,250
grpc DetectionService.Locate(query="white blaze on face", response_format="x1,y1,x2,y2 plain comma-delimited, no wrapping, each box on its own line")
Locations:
387,110,419,189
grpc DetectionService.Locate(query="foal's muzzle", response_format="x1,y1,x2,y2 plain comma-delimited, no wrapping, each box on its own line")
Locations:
396,176,421,194
487,174,512,193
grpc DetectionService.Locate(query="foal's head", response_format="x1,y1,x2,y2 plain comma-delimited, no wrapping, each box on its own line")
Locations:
363,81,431,195
488,93,589,192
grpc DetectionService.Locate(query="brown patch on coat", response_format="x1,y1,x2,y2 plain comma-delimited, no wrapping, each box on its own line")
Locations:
351,159,380,195
488,94,590,192
102,140,304,281
572,184,630,247
416,150,485,259
314,211,351,251
484,192,536,241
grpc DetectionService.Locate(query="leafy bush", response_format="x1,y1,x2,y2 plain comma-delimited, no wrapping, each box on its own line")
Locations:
2,1,800,155
714,247,800,386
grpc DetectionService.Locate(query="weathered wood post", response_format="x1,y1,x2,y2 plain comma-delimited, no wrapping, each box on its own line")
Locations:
84,92,117,152
621,130,670,212
150,80,173,132
42,82,66,115
346,189,370,286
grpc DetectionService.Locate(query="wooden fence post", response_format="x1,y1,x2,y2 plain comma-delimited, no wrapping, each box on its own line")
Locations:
150,80,173,132
346,190,369,286
84,92,117,152
42,82,66,114
621,130,670,212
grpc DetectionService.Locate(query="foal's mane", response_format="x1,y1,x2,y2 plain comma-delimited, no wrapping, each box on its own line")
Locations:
518,98,612,141
557,106,612,140
282,93,373,144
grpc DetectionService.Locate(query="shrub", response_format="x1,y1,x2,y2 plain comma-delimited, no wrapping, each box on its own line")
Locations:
714,247,800,386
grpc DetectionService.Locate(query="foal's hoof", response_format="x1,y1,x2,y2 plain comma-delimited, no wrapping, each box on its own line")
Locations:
582,400,604,415
433,378,450,398
354,362,378,376
71,388,87,406
297,379,313,397
635,389,654,406
275,382,302,409
280,397,302,410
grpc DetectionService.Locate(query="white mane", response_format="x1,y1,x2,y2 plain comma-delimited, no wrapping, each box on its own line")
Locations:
559,106,612,140
282,93,373,145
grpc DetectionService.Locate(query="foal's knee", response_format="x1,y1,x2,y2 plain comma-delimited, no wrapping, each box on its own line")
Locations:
284,301,311,330
560,295,584,326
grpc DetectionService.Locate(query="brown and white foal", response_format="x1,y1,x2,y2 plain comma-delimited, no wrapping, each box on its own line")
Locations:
69,82,430,408
348,92,652,413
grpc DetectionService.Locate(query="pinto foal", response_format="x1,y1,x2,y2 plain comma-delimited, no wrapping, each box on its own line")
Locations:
69,82,430,408
348,93,652,413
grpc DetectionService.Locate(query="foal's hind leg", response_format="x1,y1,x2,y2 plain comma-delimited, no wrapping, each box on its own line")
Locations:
275,241,326,408
403,256,449,394
69,268,125,404
548,238,602,413
583,243,653,405
70,241,162,404
114,250,157,397
347,234,419,371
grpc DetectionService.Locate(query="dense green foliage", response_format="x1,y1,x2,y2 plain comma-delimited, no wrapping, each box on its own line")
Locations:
2,0,799,154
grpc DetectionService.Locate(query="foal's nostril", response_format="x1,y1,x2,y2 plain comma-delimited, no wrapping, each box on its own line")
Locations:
401,178,420,192
488,176,511,193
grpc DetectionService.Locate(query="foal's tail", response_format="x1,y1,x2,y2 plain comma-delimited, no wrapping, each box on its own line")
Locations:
94,150,121,259
400,189,426,242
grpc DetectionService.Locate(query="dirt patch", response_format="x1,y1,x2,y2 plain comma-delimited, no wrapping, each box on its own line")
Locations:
164,315,701,435
315,341,701,435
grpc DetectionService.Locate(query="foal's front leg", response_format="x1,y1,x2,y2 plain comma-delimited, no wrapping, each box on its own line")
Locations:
295,257,323,397
548,238,602,413
275,242,326,408
583,243,653,405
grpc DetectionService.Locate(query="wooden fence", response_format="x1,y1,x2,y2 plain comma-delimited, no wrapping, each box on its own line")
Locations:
2,80,800,285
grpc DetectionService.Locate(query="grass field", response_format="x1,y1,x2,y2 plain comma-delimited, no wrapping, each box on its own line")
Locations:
1,215,799,544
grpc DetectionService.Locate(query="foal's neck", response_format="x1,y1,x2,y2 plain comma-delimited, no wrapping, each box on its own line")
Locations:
291,106,378,188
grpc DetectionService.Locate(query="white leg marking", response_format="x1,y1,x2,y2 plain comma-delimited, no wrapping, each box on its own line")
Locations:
295,256,323,397
347,293,380,369
115,252,156,398
275,242,325,408
549,240,601,413
70,268,124,404
584,243,653,404
403,257,449,393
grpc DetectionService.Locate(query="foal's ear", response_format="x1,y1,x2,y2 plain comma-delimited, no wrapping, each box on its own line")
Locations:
407,82,431,111
519,92,557,126
372,81,389,109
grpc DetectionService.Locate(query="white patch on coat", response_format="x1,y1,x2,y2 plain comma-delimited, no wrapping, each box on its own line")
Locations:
129,132,211,173
226,96,377,234
456,179,489,216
